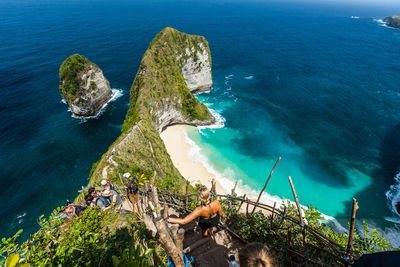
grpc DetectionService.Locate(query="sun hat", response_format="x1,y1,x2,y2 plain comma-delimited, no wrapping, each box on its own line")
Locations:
101,180,108,186
123,172,131,179
102,189,112,197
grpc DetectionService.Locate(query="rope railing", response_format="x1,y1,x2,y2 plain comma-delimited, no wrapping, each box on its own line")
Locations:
155,187,353,266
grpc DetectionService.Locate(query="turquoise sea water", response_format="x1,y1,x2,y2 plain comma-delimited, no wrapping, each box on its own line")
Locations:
1,0,400,243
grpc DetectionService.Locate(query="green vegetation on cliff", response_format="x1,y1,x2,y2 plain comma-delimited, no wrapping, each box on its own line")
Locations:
87,27,215,195
122,27,213,132
59,54,92,101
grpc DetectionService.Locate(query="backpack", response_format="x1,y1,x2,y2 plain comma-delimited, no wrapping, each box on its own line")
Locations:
126,176,139,195
105,190,122,206
95,196,110,207
74,205,86,216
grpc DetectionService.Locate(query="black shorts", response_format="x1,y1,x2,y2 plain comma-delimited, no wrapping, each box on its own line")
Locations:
198,214,220,230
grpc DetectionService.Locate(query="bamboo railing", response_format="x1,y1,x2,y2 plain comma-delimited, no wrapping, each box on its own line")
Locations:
156,188,357,266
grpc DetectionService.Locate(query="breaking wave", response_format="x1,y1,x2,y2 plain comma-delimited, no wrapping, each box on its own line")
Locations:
385,171,400,217
62,88,123,121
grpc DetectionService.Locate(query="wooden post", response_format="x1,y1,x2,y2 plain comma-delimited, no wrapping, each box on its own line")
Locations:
236,194,247,213
211,178,217,196
251,157,281,215
184,181,190,209
231,181,238,196
288,176,307,245
346,198,359,264
153,217,184,267
270,202,276,227
278,206,288,229
246,197,250,216
228,181,238,211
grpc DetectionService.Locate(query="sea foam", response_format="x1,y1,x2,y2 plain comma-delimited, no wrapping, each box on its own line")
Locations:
374,18,390,29
187,105,346,232
65,88,123,121
385,171,400,217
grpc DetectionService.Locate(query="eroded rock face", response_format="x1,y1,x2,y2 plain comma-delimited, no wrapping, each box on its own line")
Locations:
59,54,112,117
384,15,400,29
181,44,212,94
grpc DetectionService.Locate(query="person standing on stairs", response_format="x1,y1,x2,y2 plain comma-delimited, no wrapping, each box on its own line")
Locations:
168,185,224,237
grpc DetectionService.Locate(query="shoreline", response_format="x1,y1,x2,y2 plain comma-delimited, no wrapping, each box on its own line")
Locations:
160,124,345,221
160,125,229,195
160,124,276,215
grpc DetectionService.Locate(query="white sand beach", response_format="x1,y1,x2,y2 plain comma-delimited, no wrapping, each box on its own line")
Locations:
160,125,229,195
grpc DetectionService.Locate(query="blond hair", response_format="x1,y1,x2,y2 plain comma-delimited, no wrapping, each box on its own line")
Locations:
198,186,211,205
239,243,275,267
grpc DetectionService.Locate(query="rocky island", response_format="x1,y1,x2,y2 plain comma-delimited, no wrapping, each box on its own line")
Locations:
383,15,400,29
59,54,112,117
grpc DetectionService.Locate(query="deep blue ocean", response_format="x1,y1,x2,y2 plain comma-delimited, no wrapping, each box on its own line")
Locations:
1,0,400,244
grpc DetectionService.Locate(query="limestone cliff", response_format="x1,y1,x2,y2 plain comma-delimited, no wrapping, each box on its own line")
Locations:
85,28,215,193
59,54,112,117
180,43,213,93
384,15,400,29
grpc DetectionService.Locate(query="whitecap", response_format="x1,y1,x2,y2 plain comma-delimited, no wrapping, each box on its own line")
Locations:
385,171,400,217
351,16,360,19
225,74,233,80
15,212,26,224
374,18,389,28
68,88,124,121
197,108,225,133
244,75,254,80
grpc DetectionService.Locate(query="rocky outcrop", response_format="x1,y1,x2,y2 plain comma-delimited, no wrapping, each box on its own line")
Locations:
122,27,215,134
180,44,212,93
88,27,216,191
384,15,400,29
59,54,112,117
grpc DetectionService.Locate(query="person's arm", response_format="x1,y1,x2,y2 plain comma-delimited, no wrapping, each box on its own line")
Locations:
169,207,202,224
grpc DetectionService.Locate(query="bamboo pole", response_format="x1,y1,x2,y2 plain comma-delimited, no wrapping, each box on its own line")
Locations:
278,206,288,229
184,181,190,209
288,176,307,245
211,178,217,196
270,202,276,227
231,181,238,196
228,181,238,211
251,157,281,215
236,194,247,213
346,198,359,264
246,197,250,216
